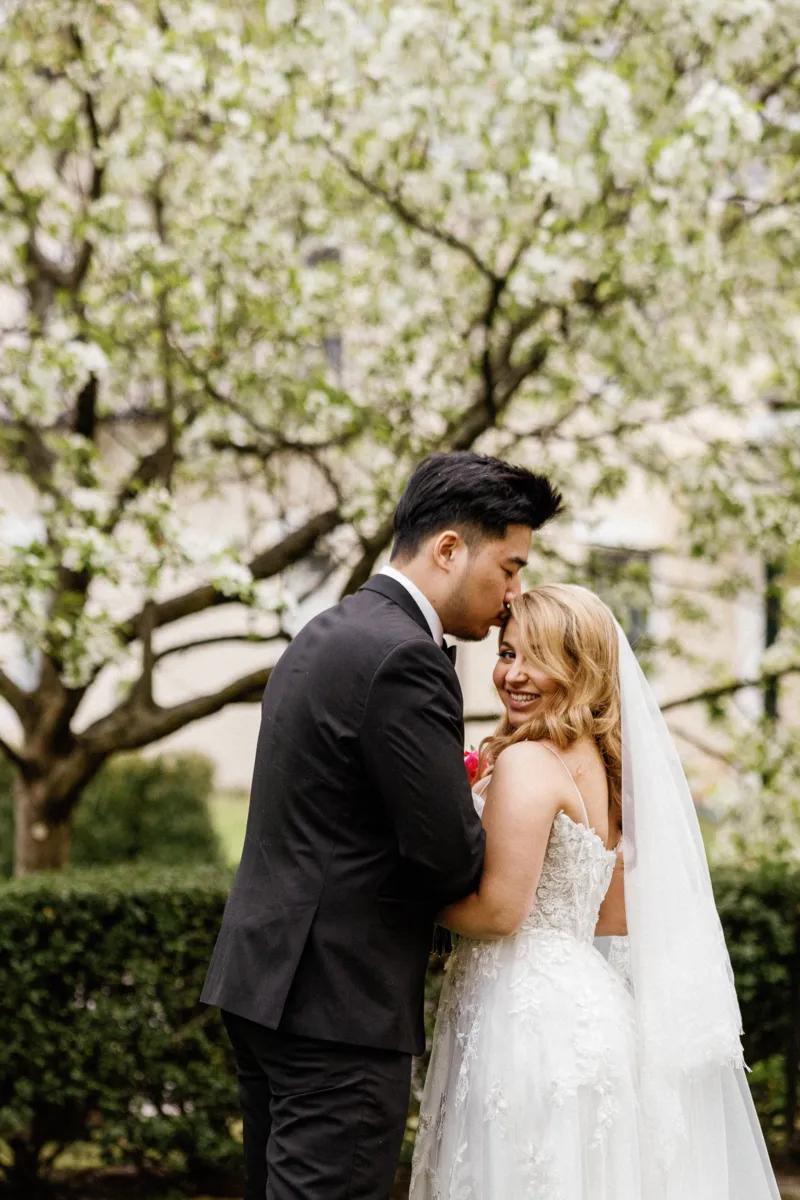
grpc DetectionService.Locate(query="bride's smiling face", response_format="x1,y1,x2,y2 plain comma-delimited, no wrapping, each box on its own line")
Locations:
493,618,560,727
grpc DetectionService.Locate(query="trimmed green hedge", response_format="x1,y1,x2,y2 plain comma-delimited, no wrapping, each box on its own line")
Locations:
0,865,237,1198
0,857,795,1196
0,753,223,879
714,860,800,1151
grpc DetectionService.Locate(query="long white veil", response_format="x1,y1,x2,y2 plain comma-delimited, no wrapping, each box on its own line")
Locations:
613,622,781,1198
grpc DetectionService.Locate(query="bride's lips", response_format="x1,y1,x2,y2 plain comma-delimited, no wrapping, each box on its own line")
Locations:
506,691,541,712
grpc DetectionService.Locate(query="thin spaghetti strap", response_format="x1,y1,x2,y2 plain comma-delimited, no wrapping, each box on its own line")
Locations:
539,743,591,827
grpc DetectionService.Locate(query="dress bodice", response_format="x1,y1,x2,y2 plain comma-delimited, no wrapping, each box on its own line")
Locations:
471,781,616,944
519,812,616,943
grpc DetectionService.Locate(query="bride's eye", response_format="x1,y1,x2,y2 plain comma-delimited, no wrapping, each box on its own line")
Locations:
499,649,515,661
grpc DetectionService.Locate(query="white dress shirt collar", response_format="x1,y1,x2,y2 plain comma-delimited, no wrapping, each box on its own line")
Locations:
378,564,444,645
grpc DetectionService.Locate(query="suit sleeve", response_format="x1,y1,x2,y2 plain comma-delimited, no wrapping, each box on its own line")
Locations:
360,637,486,908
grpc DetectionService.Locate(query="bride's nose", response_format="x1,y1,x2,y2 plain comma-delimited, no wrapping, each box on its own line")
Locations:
505,660,529,687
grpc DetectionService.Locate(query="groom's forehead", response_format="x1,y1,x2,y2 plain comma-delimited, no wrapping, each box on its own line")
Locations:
494,544,528,565
493,525,532,562
478,541,528,567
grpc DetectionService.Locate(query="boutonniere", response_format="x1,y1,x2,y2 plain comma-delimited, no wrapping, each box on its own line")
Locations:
464,749,480,785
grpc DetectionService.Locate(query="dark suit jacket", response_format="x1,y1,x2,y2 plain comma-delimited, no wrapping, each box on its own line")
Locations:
201,574,486,1054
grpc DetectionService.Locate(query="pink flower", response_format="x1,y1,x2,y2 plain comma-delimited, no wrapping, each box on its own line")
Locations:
464,750,480,784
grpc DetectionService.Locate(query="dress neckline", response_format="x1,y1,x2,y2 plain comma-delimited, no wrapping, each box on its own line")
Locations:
555,810,616,861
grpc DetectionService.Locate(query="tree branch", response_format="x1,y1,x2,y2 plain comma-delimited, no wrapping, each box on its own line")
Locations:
339,333,553,597
6,419,58,496
170,346,351,506
758,61,799,105
120,507,341,643
26,233,87,292
22,31,104,301
73,372,98,440
464,710,502,725
154,631,290,663
129,599,157,706
340,516,397,597
480,275,505,420
466,667,800,724
81,665,274,754
0,667,32,722
67,29,104,290
670,725,737,766
660,666,800,712
447,338,551,451
339,268,619,601
174,344,360,468
105,434,181,528
0,731,23,769
327,146,499,282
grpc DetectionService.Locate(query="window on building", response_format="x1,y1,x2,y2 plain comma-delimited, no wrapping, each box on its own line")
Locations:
586,546,653,657
306,246,343,381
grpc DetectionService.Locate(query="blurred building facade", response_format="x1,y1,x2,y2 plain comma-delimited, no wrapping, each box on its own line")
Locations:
0,428,784,816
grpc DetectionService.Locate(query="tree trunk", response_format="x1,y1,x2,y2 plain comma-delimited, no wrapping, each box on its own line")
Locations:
6,1135,45,1200
13,774,71,876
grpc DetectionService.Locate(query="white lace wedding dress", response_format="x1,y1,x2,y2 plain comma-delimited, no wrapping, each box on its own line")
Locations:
410,760,641,1200
410,744,782,1200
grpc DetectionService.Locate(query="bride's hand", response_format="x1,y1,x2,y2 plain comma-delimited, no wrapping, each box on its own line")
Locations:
594,851,626,936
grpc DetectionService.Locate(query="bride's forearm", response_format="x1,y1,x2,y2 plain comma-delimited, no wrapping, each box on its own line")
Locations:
594,910,627,936
438,762,550,939
595,855,626,936
437,891,519,939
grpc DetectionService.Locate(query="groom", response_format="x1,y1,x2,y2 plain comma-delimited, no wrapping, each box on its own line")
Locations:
201,451,562,1199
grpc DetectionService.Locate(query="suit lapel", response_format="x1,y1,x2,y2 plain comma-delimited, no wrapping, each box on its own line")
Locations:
360,575,432,637
359,575,458,668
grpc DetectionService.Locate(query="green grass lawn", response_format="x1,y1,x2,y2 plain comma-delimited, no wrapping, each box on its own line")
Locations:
210,790,249,868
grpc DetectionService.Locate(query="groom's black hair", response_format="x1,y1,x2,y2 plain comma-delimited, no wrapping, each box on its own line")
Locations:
390,451,563,561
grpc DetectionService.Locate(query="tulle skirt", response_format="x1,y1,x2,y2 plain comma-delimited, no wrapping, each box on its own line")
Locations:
410,930,780,1200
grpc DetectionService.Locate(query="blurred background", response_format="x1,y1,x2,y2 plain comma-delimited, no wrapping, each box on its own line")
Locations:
0,0,798,1196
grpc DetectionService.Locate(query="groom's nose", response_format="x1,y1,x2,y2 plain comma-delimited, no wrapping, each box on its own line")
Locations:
505,577,522,604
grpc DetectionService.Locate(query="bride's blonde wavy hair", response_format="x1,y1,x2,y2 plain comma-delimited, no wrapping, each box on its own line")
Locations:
480,584,623,830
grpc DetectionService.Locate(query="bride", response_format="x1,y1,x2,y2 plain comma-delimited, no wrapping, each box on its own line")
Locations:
410,584,781,1200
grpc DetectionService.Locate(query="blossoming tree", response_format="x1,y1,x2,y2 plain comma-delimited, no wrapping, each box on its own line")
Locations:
1,0,798,873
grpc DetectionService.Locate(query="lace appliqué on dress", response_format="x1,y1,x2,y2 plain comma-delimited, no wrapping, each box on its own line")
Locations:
411,814,640,1200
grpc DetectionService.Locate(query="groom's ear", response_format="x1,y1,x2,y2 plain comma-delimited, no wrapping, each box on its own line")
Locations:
431,529,465,572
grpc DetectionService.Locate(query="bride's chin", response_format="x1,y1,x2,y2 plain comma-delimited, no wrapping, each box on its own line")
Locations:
505,702,541,726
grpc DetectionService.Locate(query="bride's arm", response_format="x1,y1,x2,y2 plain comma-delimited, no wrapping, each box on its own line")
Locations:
595,853,626,936
437,743,562,939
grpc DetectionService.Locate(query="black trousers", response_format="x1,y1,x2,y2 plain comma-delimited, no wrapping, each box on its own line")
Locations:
222,1011,411,1200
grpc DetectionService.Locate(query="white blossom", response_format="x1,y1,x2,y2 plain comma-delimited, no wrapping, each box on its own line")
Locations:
266,0,296,27
212,559,255,599
0,0,795,748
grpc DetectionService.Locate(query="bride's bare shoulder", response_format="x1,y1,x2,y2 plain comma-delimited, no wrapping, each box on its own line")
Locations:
490,742,567,790
494,740,559,766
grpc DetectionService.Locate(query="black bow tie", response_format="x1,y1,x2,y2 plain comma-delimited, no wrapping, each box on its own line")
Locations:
442,642,457,666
